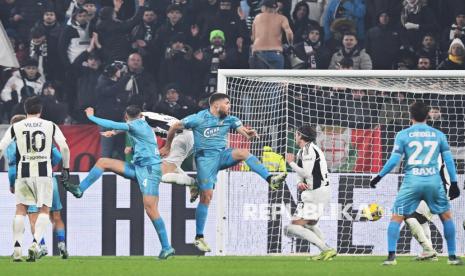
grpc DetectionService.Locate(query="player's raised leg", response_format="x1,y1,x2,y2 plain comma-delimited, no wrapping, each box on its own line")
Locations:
65,158,130,198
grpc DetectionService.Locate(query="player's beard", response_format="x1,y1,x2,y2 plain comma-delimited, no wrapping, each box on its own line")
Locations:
219,110,228,119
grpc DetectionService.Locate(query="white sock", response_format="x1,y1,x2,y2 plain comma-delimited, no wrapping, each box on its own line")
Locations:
406,218,433,252
285,224,329,251
162,173,196,186
13,215,25,247
421,222,432,247
304,224,325,241
33,213,50,243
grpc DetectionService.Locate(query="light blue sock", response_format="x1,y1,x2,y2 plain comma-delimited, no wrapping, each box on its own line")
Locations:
443,219,456,256
152,218,170,250
196,203,209,236
55,228,65,242
245,155,271,181
80,166,104,192
387,221,401,253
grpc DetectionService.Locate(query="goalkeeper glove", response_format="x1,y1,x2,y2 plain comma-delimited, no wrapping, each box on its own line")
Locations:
370,175,382,188
61,168,70,182
449,181,460,200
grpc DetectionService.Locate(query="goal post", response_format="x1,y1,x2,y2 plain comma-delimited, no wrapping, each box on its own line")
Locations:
215,69,465,256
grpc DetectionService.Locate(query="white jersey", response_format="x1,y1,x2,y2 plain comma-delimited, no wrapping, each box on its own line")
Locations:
289,142,330,190
142,112,178,137
0,117,69,179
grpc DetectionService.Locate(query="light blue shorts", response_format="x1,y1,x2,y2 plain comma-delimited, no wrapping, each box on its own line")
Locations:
124,162,161,196
195,148,240,191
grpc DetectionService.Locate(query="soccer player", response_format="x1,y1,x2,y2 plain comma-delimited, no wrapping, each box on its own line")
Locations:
0,96,71,262
160,93,287,252
6,115,69,259
284,125,336,261
79,111,199,201
370,101,462,265
66,105,175,259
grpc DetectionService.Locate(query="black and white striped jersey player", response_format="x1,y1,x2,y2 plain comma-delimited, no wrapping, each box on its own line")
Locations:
0,97,70,261
404,156,453,260
142,112,196,188
284,125,337,261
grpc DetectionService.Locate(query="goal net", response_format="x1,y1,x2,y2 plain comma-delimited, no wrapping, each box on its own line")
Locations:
215,70,465,256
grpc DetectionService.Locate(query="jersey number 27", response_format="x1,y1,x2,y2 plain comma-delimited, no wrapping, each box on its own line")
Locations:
407,141,438,165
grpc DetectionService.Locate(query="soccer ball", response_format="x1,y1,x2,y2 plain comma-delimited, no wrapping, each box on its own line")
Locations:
362,203,384,221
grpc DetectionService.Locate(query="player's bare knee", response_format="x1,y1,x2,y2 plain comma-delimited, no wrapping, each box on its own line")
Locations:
234,149,250,161
440,211,453,221
391,214,404,223
97,158,111,168
291,219,306,226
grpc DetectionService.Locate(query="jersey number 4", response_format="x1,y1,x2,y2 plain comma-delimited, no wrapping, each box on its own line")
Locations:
407,141,438,165
22,130,46,153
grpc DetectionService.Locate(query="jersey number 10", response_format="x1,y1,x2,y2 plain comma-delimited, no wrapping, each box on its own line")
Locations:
22,130,46,153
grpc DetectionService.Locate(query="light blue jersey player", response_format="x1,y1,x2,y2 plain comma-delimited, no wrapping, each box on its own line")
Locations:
7,142,68,259
161,93,287,252
63,105,175,259
370,102,462,265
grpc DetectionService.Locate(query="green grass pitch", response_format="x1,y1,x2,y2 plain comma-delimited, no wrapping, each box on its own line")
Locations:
1,256,464,276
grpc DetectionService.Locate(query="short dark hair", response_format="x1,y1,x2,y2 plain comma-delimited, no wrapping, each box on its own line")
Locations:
24,96,43,115
339,57,354,68
343,32,357,39
409,101,430,122
209,93,230,105
297,125,317,142
30,27,46,39
10,114,26,124
125,105,141,118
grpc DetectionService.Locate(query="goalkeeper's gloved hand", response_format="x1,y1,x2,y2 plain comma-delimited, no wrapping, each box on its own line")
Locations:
449,181,460,200
61,168,70,182
370,175,382,188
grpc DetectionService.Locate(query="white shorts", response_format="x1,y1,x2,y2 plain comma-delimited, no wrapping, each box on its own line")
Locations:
293,185,330,221
164,130,194,168
415,200,433,221
15,177,53,207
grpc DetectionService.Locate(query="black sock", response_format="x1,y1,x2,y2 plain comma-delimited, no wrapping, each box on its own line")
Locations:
195,234,204,239
388,251,396,259
449,255,457,260
14,241,20,247
266,175,272,184
33,238,37,244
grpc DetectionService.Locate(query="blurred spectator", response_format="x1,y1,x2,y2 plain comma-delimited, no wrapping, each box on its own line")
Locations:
291,1,320,44
196,0,219,36
337,56,353,69
201,0,249,49
158,35,201,100
125,52,158,110
399,0,438,50
29,27,48,81
172,0,196,25
322,0,366,42
1,59,44,118
72,36,102,122
428,106,445,133
95,62,132,159
365,11,400,69
39,82,68,124
82,0,98,32
34,7,63,82
247,0,262,30
1,0,16,30
66,0,86,20
293,25,331,69
156,4,199,53
58,8,90,68
197,30,248,95
329,32,372,69
437,38,465,69
250,0,293,69
440,10,465,52
130,8,161,73
291,0,325,23
417,56,432,69
395,47,417,69
96,0,146,64
365,0,402,29
5,31,28,66
154,83,194,119
9,0,50,42
428,0,465,29
415,33,442,69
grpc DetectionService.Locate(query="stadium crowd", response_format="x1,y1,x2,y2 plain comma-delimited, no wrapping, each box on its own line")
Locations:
0,0,464,163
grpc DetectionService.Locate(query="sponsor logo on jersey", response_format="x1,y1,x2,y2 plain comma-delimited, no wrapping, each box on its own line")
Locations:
203,127,220,137
412,167,437,176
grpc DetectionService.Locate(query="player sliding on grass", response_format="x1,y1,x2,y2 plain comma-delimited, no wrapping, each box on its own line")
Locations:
64,105,175,259
160,93,287,252
370,101,462,265
284,125,337,261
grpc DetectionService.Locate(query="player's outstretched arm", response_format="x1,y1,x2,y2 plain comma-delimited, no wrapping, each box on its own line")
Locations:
85,107,130,131
371,134,404,188
440,134,460,198
236,126,259,140
160,121,184,157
